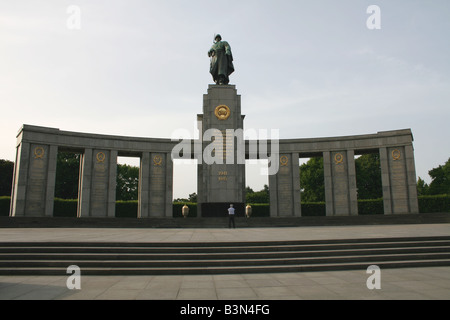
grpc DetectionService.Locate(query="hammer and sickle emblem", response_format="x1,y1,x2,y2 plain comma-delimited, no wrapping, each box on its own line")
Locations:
334,153,344,165
392,149,401,161
280,156,289,167
34,147,45,159
96,152,106,163
153,155,163,166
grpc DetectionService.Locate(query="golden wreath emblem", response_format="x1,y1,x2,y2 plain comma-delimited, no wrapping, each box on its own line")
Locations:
280,155,289,167
153,155,163,166
34,147,45,159
214,105,231,120
392,149,401,161
334,153,344,165
96,152,106,163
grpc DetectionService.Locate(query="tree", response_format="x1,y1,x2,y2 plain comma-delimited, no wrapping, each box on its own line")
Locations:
55,153,80,199
116,164,139,201
246,184,269,203
173,193,197,203
0,159,14,196
188,192,197,203
355,153,382,199
300,157,325,202
416,177,429,196
427,158,450,195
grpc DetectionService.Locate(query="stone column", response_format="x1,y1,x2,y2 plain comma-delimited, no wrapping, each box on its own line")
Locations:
78,149,117,217
323,150,358,216
10,143,57,217
78,149,92,217
380,146,419,214
45,145,58,217
138,152,150,218
269,153,301,217
405,145,420,213
10,142,30,216
140,152,173,218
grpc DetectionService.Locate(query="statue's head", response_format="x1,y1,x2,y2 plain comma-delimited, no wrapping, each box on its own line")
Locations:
214,34,222,42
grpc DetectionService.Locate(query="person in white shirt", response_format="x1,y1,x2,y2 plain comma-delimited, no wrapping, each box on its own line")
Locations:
228,204,235,229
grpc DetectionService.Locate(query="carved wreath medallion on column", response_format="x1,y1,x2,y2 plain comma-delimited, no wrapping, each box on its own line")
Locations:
34,147,45,159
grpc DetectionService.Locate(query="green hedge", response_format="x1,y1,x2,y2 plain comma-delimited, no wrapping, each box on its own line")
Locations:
0,195,448,218
247,203,270,217
419,195,450,213
0,196,10,216
301,202,326,216
358,198,384,215
116,200,138,218
53,198,78,217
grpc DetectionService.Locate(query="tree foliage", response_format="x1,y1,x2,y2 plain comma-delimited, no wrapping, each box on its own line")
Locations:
246,184,269,203
418,158,450,196
300,157,325,202
55,152,80,199
174,192,197,203
0,159,14,196
116,164,139,201
355,153,382,200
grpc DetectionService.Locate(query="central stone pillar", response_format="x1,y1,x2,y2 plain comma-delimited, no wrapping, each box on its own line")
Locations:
197,85,246,217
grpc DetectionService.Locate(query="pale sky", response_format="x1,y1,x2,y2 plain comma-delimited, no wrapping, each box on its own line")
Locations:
1,1,449,199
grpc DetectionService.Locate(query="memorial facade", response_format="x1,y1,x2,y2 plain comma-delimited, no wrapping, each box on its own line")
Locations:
9,87,419,218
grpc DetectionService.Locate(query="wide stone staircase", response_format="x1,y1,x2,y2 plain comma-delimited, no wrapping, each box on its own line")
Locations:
1,236,450,275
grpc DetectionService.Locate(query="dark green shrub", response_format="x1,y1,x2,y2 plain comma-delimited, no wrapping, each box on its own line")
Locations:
301,202,326,216
115,200,138,218
247,203,270,217
53,198,78,217
0,196,11,216
419,195,450,213
358,198,384,215
3,195,449,218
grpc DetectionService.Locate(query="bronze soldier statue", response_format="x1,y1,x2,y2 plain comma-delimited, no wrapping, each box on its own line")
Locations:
208,34,234,85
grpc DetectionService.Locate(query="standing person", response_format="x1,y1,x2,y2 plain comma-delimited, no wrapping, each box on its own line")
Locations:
228,204,236,229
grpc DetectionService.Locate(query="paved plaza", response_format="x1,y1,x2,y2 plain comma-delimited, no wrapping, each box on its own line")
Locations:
0,223,450,300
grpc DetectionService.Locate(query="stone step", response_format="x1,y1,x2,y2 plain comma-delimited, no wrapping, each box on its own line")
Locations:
2,252,450,267
3,235,450,247
1,239,450,254
1,236,450,275
2,246,450,261
1,259,450,276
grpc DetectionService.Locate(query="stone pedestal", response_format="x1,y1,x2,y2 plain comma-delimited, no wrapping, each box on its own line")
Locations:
197,85,246,217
